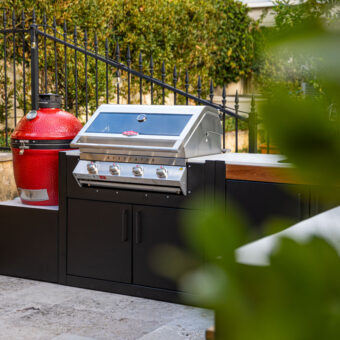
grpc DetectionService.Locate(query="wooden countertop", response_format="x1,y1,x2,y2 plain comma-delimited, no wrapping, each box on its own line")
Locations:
67,151,302,185
189,153,304,184
225,163,304,184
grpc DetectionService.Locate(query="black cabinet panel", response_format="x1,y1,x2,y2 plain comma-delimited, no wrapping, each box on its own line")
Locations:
226,180,309,234
0,205,58,283
310,187,340,217
67,199,131,283
132,206,187,291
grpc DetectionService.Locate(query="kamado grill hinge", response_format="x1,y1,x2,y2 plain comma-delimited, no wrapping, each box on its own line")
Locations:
19,140,29,155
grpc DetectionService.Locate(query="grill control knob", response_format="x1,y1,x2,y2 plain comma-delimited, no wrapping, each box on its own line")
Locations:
87,162,98,174
156,166,168,178
109,163,120,175
132,165,144,177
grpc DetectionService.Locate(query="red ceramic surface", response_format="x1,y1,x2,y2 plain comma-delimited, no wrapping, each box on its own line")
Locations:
12,108,82,140
11,108,83,206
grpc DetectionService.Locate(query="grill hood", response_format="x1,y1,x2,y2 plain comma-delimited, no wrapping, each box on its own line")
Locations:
71,104,222,159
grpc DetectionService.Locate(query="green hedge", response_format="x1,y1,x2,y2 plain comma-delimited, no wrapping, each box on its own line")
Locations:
4,0,259,85
254,0,333,95
0,0,261,130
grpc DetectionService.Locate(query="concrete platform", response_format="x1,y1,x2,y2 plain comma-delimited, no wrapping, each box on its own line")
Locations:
0,197,58,210
0,275,213,340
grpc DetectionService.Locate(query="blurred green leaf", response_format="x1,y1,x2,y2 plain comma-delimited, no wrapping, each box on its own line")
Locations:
183,194,248,269
172,4,340,340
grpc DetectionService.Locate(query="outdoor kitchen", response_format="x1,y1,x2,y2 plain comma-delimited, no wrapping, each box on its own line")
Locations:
0,96,330,303
1,2,340,339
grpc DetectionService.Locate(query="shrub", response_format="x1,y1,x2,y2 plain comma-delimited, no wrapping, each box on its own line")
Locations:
254,0,337,95
2,0,258,95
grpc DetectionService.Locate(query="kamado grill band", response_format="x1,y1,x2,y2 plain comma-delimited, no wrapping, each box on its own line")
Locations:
11,139,74,150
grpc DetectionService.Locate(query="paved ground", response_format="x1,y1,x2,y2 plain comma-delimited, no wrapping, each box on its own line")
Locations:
0,275,213,340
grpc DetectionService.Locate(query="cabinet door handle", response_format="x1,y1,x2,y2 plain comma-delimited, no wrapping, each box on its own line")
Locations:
121,209,128,242
135,211,142,244
298,193,302,221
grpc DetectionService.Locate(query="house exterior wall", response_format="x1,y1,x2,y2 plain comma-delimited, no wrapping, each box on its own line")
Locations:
248,7,275,26
239,0,276,26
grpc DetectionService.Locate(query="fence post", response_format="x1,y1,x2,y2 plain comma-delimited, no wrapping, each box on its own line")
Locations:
248,95,257,153
30,10,39,110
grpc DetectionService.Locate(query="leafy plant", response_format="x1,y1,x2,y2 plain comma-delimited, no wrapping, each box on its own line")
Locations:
156,4,340,340
254,0,336,95
0,64,14,124
180,198,340,340
0,129,11,148
0,0,260,114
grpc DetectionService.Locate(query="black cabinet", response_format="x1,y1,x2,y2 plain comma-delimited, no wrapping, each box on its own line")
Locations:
226,180,309,235
67,199,132,283
60,153,326,303
67,199,188,291
133,206,185,291
0,203,58,283
310,186,340,217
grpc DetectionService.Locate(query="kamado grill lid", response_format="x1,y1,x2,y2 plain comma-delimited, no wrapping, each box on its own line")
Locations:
11,93,83,142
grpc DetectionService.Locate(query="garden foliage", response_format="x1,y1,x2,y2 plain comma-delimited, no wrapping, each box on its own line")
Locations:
200,11,340,340
255,0,338,94
0,0,259,123
156,3,340,339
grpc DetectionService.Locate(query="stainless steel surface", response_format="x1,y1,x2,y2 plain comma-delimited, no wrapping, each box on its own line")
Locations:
137,114,147,122
26,110,37,120
132,165,144,177
18,140,29,156
72,105,222,195
75,136,176,148
80,153,186,166
87,162,98,174
78,180,182,194
71,105,222,159
73,160,187,194
109,163,120,175
156,166,168,178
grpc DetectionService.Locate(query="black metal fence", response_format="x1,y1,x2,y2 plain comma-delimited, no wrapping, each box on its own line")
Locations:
0,10,259,153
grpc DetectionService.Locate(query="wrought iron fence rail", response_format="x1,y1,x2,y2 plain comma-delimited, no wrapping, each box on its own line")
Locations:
0,28,28,33
36,28,243,120
0,10,259,154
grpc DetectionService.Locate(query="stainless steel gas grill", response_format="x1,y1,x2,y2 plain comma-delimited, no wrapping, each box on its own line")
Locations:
71,104,222,195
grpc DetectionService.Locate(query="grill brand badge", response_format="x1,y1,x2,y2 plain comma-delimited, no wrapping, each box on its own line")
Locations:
122,131,139,136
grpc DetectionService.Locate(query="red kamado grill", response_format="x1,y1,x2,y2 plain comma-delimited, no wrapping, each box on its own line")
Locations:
11,94,82,206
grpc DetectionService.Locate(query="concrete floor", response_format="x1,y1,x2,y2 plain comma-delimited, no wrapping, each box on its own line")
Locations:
0,275,213,340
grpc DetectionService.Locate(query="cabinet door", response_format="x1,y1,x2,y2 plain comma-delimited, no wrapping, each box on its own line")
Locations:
226,180,309,235
132,206,188,291
310,187,340,217
67,199,131,283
